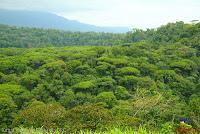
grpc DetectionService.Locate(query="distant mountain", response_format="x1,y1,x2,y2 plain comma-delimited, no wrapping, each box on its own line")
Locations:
0,9,129,33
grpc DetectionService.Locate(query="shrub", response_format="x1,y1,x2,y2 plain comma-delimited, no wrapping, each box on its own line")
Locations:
63,104,114,132
13,101,66,129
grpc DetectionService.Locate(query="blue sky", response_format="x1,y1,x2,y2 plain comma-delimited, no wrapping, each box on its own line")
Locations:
0,0,200,29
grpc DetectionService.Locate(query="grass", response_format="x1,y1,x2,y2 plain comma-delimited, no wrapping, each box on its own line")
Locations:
12,126,177,134
13,127,65,134
79,127,175,134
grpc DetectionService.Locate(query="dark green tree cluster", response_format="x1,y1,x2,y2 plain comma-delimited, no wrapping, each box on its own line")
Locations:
126,22,200,52
0,24,125,48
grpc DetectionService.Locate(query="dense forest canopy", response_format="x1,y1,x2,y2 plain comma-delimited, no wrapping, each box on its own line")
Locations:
0,21,200,49
0,22,199,133
0,24,126,47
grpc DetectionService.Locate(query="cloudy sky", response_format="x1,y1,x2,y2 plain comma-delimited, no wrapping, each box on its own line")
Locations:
0,0,200,29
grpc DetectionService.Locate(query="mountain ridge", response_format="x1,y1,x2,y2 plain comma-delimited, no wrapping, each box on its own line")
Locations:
0,9,129,33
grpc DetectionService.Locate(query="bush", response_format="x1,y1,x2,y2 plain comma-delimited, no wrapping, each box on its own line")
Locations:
63,104,114,132
13,101,66,129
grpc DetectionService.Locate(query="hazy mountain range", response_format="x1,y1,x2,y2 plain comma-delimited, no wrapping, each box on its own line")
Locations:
0,9,129,33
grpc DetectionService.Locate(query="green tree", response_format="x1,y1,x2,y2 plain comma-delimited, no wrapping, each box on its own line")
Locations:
63,104,113,132
20,74,39,90
13,101,66,129
114,86,131,100
72,81,96,94
0,84,32,108
0,94,16,129
96,92,117,108
116,67,140,76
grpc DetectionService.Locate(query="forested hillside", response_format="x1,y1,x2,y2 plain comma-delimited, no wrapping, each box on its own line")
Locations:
1,21,200,50
126,21,200,49
0,24,126,47
0,22,199,133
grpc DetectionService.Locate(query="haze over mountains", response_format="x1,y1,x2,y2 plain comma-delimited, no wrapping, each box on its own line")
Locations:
0,9,129,33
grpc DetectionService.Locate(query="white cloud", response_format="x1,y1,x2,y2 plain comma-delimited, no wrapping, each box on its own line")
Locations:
59,0,200,28
0,0,200,28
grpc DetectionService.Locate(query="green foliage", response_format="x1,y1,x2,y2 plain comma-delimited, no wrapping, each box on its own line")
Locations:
189,95,200,116
96,92,117,108
0,94,16,129
0,84,32,108
0,22,199,133
20,74,39,90
12,127,65,134
170,59,198,75
0,57,27,74
119,76,156,91
96,77,116,92
72,81,96,93
114,86,131,100
59,89,75,108
111,100,133,117
189,95,200,129
12,126,178,134
75,65,96,75
63,104,113,132
13,101,66,129
96,62,114,76
0,24,126,48
42,60,66,73
116,67,140,76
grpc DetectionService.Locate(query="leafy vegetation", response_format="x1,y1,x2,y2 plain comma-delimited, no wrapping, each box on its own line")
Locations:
0,24,126,48
0,22,199,133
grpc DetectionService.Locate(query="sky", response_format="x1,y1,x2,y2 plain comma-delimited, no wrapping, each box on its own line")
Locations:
0,0,200,29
